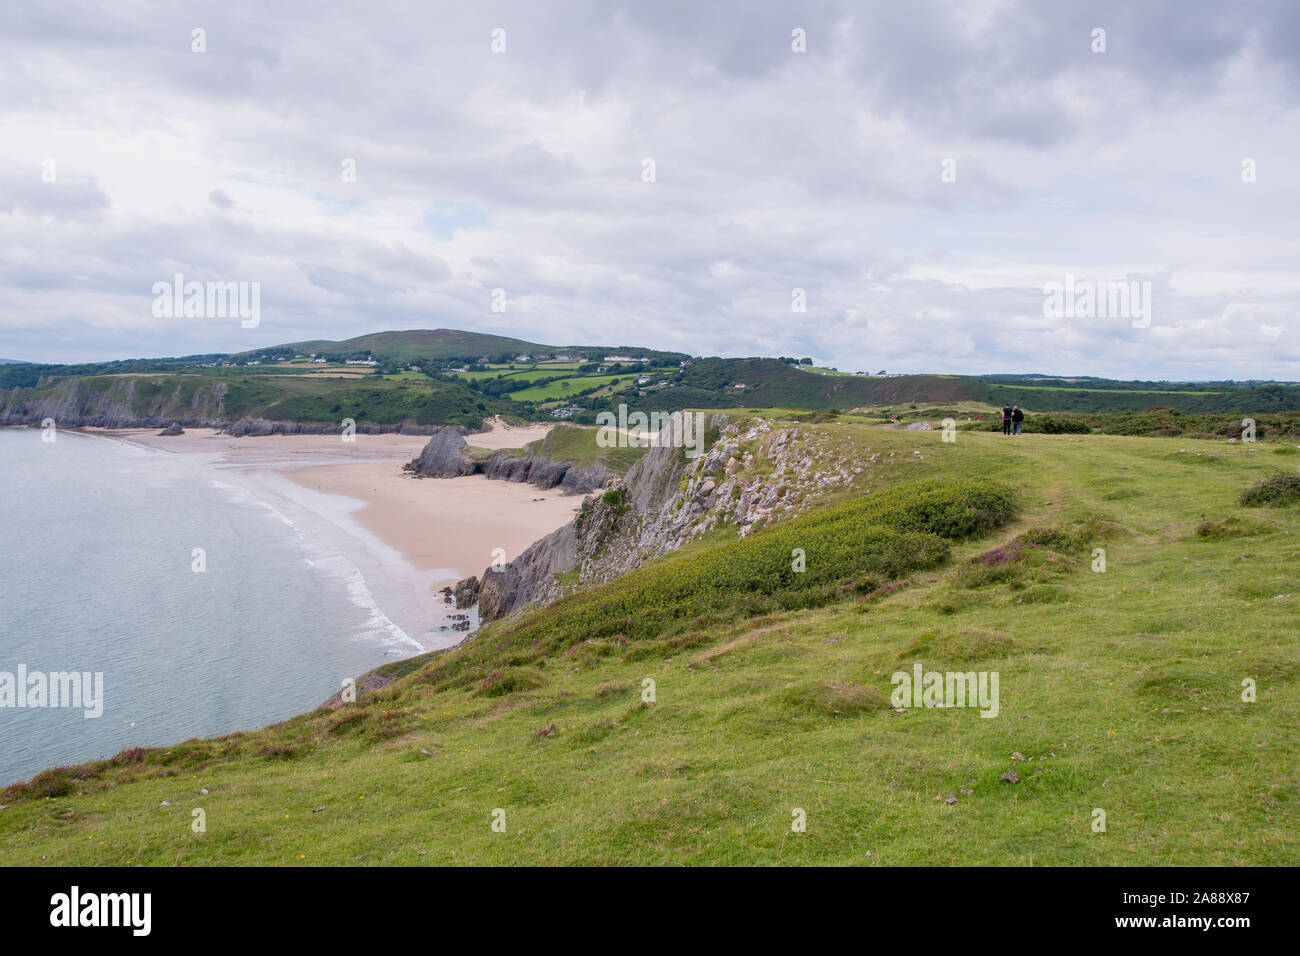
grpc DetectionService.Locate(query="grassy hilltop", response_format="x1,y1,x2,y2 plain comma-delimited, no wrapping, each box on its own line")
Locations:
0,420,1297,865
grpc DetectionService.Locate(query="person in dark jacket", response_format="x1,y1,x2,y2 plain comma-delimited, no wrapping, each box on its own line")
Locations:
1012,405,1024,435
1002,403,1013,435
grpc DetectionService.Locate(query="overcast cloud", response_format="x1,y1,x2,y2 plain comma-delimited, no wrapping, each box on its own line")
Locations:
2,0,1298,378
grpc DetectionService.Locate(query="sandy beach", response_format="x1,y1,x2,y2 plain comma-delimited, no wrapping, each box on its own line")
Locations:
84,420,577,652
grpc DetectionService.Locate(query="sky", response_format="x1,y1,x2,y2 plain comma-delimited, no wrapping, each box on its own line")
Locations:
2,0,1299,379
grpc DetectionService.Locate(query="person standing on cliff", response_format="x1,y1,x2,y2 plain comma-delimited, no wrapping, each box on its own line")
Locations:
1012,405,1024,435
1002,403,1013,435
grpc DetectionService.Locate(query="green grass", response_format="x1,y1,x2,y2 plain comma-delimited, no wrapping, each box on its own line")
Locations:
451,367,562,383
507,375,632,402
379,371,429,382
1,426,1296,865
525,423,648,474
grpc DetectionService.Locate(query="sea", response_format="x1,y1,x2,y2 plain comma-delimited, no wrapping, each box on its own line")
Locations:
0,427,435,786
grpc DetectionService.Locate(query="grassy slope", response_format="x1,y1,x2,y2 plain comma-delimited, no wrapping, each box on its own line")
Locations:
1,426,1296,865
527,423,647,474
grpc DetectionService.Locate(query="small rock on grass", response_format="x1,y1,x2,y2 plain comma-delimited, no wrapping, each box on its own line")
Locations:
1000,770,1020,784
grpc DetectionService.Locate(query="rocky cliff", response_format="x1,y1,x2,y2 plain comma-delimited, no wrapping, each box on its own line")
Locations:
0,376,443,435
455,413,868,622
404,427,612,493
0,377,229,429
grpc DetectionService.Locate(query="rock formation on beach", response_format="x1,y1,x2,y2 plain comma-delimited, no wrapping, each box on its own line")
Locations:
404,427,612,493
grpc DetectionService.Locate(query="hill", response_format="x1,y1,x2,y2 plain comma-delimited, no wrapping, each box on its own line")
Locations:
2,418,1295,864
246,328,688,366
3,330,1299,433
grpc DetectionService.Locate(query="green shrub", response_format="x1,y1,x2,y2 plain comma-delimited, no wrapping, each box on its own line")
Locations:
1240,472,1300,507
1036,415,1092,434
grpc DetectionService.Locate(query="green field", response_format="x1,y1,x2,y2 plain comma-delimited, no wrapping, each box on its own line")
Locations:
1,420,1295,865
507,374,632,402
379,371,431,382
452,367,581,383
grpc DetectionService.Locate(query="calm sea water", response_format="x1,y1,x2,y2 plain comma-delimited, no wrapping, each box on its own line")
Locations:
0,428,419,785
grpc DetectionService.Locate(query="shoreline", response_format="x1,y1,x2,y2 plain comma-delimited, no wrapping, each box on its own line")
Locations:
75,422,576,654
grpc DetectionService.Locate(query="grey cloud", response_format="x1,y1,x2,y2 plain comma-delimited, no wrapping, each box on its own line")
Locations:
0,174,110,219
1,0,1299,379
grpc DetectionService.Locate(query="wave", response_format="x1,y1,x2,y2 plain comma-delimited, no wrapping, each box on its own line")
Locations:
206,477,423,653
